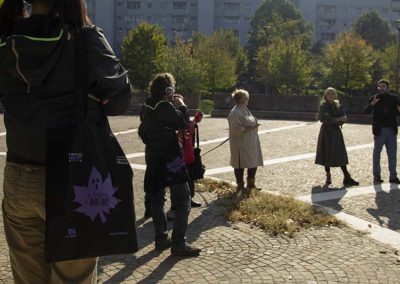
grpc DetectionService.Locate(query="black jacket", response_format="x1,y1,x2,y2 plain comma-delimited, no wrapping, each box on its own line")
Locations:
140,97,189,192
365,93,399,136
0,16,132,165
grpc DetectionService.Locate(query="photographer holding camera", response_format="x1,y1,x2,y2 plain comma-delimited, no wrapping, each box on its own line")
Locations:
139,73,201,257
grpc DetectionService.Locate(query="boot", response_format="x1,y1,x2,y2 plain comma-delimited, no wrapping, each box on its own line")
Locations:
343,173,359,187
236,181,245,191
246,177,260,190
325,172,332,185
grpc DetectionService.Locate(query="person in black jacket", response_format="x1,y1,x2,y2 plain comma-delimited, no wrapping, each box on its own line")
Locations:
0,0,132,283
140,73,201,257
365,79,400,184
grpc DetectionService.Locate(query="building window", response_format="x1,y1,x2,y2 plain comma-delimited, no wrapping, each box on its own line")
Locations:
148,2,152,8
147,16,153,22
161,1,167,9
161,16,167,23
172,15,187,24
173,1,188,9
244,4,251,11
224,2,240,10
224,16,240,24
127,1,141,9
320,5,336,13
320,18,336,28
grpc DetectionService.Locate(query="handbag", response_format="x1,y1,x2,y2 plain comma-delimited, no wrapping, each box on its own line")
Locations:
187,124,205,180
44,29,138,262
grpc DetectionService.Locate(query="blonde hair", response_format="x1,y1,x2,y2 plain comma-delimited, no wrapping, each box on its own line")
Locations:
323,87,340,109
232,89,249,104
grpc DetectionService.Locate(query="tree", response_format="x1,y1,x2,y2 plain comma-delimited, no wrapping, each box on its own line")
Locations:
352,11,395,51
121,23,168,91
255,38,311,95
193,32,237,94
381,44,397,89
247,0,312,65
212,30,249,85
322,32,375,94
166,39,206,95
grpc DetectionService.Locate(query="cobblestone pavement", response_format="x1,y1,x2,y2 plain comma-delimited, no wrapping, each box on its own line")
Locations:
1,115,400,283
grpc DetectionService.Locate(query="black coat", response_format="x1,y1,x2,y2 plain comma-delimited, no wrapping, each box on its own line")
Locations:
315,103,349,167
365,93,399,136
141,97,189,193
0,15,132,165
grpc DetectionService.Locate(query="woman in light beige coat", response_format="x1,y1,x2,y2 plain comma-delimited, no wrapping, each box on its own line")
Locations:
228,89,264,190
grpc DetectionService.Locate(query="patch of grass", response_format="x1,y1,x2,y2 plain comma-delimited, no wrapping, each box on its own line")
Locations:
196,178,344,237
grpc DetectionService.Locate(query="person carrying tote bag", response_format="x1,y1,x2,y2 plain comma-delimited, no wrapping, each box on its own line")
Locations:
0,0,137,283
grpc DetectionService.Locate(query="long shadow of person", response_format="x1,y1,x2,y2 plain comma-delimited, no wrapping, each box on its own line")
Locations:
367,183,400,230
311,184,347,212
97,189,234,283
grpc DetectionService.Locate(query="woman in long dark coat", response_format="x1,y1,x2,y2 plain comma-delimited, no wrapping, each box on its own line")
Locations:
315,87,359,187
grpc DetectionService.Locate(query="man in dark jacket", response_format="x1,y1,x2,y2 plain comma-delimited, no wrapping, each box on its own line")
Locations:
0,1,132,282
140,73,201,257
365,79,400,184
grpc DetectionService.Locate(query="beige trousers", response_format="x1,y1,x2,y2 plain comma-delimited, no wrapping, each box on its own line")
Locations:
2,162,98,284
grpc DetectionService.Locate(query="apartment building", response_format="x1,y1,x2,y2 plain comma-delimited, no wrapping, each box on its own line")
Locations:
292,0,400,43
86,0,262,52
86,0,400,52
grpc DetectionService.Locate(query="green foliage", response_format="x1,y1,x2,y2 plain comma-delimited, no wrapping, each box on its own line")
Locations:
166,39,206,95
322,32,375,94
256,38,311,95
352,11,395,51
121,23,168,91
199,99,214,115
380,44,400,92
193,31,237,93
247,0,312,68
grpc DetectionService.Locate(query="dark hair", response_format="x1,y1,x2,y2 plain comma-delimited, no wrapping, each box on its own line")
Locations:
0,0,91,37
149,73,176,100
378,79,389,87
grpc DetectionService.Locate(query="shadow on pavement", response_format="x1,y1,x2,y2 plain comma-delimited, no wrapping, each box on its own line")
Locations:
367,184,400,230
98,191,230,283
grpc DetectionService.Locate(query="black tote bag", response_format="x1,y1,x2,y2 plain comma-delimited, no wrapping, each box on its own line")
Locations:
44,29,138,262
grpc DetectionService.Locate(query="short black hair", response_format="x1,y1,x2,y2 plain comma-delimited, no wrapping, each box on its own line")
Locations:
377,79,389,87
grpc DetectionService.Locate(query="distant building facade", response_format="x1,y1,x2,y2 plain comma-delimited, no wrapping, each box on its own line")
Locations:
85,0,400,52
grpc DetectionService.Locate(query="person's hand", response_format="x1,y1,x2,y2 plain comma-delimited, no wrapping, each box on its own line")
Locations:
370,96,380,106
172,94,185,107
102,99,110,105
397,105,400,113
336,116,347,123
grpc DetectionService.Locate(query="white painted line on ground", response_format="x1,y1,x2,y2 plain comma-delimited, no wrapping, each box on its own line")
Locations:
130,163,146,170
126,152,145,159
212,176,400,250
114,129,137,136
199,123,309,146
322,206,400,250
125,123,311,160
297,183,397,203
205,139,400,176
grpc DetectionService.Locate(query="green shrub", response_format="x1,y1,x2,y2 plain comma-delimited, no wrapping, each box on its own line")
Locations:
200,99,214,114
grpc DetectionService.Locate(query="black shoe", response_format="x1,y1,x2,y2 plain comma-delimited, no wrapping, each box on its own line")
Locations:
155,238,171,251
144,209,151,219
343,177,359,187
374,176,384,184
166,209,175,221
389,177,400,184
171,243,201,257
191,200,202,208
